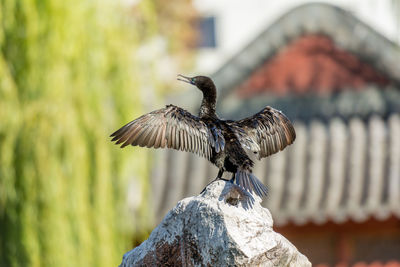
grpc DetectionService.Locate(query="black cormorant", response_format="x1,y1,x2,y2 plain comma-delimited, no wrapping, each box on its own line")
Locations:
110,75,296,198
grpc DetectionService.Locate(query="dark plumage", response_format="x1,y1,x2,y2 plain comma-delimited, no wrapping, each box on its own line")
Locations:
110,75,296,198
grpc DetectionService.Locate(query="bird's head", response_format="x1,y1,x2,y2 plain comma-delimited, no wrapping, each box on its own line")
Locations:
177,74,216,94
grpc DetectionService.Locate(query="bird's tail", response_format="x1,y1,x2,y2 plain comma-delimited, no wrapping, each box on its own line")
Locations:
235,171,268,198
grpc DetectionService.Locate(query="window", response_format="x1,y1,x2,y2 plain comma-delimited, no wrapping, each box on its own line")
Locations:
198,16,216,48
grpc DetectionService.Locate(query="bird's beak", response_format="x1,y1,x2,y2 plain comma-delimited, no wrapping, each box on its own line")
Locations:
177,74,194,85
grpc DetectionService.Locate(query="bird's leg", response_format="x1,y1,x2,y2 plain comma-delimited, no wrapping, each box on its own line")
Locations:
200,169,224,194
229,173,235,183
216,169,224,179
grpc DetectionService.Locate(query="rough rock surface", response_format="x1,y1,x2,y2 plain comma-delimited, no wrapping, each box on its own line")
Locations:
120,181,311,267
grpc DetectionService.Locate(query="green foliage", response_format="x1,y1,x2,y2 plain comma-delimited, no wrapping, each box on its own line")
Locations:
0,0,196,266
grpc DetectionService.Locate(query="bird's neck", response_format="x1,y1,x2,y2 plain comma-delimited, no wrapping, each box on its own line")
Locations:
199,88,217,118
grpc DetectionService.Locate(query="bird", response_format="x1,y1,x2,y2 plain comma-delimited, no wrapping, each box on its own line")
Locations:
110,75,296,199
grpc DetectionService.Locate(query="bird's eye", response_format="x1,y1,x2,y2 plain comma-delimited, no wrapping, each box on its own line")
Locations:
191,78,195,83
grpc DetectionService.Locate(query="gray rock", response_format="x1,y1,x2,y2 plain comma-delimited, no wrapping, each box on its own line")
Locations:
120,181,311,267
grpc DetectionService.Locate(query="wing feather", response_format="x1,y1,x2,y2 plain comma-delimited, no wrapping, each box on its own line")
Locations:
183,130,189,152
160,123,167,148
180,129,185,151
145,125,159,148
110,105,213,159
133,125,152,147
122,126,143,147
153,125,163,149
228,106,296,159
194,135,199,154
170,123,176,149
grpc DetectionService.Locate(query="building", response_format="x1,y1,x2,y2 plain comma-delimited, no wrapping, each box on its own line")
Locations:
149,3,400,266
193,0,400,73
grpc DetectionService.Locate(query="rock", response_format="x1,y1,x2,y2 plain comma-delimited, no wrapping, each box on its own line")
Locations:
120,180,311,267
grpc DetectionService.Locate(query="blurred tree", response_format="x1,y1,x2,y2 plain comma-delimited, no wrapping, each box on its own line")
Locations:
0,0,196,266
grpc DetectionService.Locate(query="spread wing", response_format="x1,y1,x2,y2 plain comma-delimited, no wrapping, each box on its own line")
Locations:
110,105,214,159
228,106,296,159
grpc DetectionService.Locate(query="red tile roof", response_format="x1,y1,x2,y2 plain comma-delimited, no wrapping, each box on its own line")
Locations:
211,3,400,100
237,35,390,97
